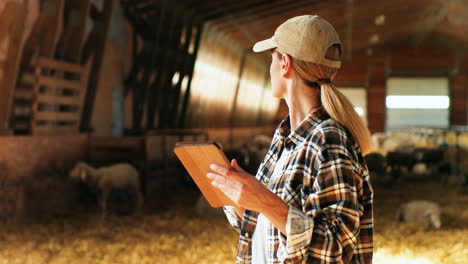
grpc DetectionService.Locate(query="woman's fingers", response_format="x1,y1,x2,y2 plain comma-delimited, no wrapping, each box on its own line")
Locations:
207,172,243,203
231,159,247,174
209,163,245,180
207,172,239,188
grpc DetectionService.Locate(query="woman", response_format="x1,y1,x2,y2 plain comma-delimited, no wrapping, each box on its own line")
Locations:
207,15,374,263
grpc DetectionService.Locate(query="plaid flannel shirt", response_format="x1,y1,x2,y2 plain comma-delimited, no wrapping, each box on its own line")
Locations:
224,108,374,263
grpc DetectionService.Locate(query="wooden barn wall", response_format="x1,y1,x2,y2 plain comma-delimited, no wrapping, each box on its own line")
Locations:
334,44,466,133
185,33,242,128
0,134,87,179
232,54,268,127
185,30,279,129
0,134,88,221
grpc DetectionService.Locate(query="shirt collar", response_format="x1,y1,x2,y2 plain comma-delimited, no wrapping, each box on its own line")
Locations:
278,107,330,147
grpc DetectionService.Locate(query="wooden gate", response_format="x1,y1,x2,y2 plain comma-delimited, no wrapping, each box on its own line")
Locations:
14,57,88,135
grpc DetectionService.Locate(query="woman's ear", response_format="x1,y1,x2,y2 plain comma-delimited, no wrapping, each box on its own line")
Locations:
280,53,293,78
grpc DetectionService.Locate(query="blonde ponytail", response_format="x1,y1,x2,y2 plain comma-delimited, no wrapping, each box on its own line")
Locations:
320,82,372,155
280,44,372,155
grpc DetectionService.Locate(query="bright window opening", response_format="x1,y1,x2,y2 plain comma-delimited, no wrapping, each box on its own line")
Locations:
386,78,450,130
386,95,449,109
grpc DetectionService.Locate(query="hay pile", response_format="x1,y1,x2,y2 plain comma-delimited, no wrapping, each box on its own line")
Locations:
0,181,467,263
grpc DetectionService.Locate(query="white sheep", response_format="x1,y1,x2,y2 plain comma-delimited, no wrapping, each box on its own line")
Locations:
69,162,143,218
396,200,441,230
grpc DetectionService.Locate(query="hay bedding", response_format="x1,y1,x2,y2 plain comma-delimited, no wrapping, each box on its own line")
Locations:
0,182,467,264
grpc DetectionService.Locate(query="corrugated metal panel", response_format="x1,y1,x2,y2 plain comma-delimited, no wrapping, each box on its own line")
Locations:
186,32,243,128
232,55,268,127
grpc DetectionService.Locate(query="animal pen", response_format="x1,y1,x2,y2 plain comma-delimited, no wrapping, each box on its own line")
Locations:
1,0,468,263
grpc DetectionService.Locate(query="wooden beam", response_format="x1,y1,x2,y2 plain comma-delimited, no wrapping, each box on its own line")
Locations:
177,23,204,129
200,0,274,21
169,13,196,129
80,0,116,132
0,2,27,131
55,0,91,63
217,0,321,31
149,0,182,129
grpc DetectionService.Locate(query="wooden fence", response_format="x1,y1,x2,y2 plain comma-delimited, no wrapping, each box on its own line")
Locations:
13,57,88,135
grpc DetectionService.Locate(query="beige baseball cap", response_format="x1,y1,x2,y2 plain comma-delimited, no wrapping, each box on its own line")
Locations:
253,15,341,69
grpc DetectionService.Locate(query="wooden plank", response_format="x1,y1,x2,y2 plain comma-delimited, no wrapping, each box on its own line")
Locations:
32,124,79,135
89,136,144,148
34,111,81,122
21,72,82,91
0,2,27,130
37,57,84,74
37,94,82,106
38,76,82,91
20,73,37,85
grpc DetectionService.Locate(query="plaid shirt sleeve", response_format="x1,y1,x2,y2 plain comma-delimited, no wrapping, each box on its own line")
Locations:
278,128,370,263
223,206,242,233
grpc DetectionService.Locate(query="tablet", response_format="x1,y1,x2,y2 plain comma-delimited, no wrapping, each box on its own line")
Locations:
174,142,234,208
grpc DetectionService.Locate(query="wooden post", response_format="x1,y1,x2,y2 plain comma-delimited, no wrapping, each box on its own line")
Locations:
149,0,180,129
367,55,387,133
22,0,64,64
451,56,468,126
177,23,204,129
0,2,27,133
170,13,195,129
55,0,91,62
80,0,116,132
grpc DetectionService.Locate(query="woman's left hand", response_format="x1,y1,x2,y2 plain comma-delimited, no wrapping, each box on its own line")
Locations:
207,159,271,213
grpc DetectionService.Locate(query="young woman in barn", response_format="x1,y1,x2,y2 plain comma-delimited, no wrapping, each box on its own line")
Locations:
207,15,374,263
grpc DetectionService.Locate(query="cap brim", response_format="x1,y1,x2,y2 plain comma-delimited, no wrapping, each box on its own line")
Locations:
252,38,277,52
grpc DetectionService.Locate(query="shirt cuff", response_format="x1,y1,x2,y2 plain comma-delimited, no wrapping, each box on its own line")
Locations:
278,205,315,260
223,206,242,233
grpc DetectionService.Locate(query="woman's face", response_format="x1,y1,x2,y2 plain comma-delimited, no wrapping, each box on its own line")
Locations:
270,49,285,98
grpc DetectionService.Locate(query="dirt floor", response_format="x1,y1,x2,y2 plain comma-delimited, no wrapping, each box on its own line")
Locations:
0,181,467,264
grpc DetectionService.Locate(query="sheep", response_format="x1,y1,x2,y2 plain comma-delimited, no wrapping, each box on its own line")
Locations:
69,162,143,218
396,200,441,230
364,152,393,187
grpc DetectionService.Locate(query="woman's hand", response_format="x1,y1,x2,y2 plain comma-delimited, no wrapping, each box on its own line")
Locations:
208,159,289,235
207,159,270,213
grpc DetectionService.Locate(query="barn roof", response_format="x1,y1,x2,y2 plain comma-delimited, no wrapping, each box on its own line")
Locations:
121,0,468,59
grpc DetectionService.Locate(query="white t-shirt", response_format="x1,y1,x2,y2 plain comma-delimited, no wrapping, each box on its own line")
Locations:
252,148,289,263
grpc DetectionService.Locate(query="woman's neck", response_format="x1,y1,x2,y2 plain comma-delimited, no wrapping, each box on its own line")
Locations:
281,76,321,130
285,96,321,130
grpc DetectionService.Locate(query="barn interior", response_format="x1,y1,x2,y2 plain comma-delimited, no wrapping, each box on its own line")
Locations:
0,0,467,263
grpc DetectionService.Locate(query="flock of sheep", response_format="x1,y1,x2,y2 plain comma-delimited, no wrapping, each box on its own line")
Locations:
68,131,467,230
